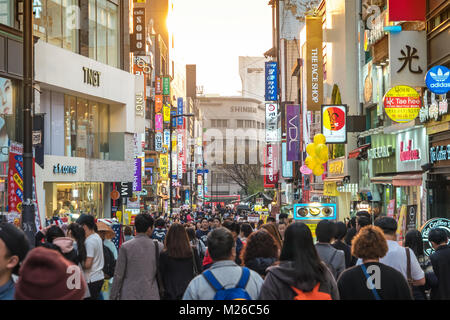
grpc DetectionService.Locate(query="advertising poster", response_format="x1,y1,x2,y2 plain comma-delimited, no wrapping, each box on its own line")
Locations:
286,104,300,161
321,105,347,144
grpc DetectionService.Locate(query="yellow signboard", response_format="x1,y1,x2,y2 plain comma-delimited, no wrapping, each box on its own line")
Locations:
383,86,421,123
329,160,344,175
323,181,340,197
163,105,171,123
306,223,317,238
159,154,169,179
306,16,323,111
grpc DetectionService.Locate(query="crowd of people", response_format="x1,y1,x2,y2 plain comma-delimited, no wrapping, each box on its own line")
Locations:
0,208,449,300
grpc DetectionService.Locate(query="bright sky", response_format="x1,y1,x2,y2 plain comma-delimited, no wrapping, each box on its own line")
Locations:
169,0,273,96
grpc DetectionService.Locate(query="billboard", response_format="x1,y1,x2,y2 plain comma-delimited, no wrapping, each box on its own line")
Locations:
286,104,300,161
306,16,323,111
321,105,347,144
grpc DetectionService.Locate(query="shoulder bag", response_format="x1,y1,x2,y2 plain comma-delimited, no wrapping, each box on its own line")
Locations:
405,247,414,294
154,240,166,299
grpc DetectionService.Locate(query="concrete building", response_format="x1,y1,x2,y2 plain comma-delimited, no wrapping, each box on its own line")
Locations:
198,96,265,203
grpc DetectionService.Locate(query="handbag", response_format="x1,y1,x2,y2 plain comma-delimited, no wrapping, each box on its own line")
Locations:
154,240,166,299
191,247,199,277
405,247,415,294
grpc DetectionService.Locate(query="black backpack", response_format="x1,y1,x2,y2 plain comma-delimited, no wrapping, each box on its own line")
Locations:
103,244,116,279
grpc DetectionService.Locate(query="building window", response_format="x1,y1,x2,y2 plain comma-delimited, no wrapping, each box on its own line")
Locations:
31,0,119,67
237,120,244,128
0,0,13,27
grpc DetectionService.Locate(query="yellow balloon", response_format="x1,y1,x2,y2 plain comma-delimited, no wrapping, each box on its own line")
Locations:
314,133,326,145
313,164,324,176
315,144,327,158
305,156,314,169
306,143,316,156
319,151,329,164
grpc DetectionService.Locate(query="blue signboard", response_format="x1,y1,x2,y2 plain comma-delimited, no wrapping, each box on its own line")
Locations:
265,61,278,101
171,110,177,127
293,203,337,220
177,98,184,126
426,65,450,95
282,142,293,178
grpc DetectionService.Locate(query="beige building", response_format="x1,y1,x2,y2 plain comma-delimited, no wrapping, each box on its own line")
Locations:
198,96,266,199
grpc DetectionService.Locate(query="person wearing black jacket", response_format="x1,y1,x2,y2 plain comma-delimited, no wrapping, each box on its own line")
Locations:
159,223,202,300
332,222,355,268
429,228,450,300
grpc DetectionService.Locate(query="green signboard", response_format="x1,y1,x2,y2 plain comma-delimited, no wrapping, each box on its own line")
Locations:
163,77,170,96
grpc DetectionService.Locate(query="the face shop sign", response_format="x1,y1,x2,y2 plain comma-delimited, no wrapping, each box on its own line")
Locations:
430,145,450,164
53,164,77,174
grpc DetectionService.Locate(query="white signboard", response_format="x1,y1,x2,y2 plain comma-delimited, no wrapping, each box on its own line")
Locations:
396,127,428,172
389,31,427,88
265,103,279,142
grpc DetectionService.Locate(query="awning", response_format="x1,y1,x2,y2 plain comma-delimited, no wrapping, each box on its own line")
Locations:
324,176,346,183
392,174,423,187
348,144,371,159
370,176,394,184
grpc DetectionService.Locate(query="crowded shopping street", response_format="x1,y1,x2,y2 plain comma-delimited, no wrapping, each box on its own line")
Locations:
0,0,449,305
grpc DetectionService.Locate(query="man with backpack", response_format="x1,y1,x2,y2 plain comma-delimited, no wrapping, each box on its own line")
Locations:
315,220,346,280
182,228,263,300
76,214,104,300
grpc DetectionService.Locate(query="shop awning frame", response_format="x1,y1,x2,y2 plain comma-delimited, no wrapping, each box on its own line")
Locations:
392,174,423,187
348,144,371,159
370,176,394,184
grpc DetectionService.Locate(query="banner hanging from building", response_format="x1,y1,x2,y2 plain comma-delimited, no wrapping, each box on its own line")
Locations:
163,77,170,96
286,104,300,161
321,105,347,144
155,113,163,132
155,132,163,152
163,129,170,147
131,8,146,55
155,76,162,95
264,144,279,188
265,61,278,101
306,16,323,111
133,157,142,192
155,95,163,113
163,104,171,123
159,154,169,180
266,103,279,142
177,98,184,126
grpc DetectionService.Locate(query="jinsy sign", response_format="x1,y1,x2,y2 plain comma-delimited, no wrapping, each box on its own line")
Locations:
383,85,421,123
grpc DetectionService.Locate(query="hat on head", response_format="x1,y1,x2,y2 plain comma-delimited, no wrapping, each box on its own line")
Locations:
15,246,86,300
374,217,397,233
96,221,115,239
0,223,30,274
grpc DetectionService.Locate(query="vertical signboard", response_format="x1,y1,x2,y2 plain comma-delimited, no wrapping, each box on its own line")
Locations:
163,129,170,147
131,8,146,55
282,142,293,178
264,144,279,188
163,77,170,96
306,16,323,111
321,105,347,143
155,95,163,113
265,61,278,101
133,158,142,192
159,154,169,179
266,103,279,142
177,97,184,126
155,113,163,132
155,132,163,152
286,104,300,161
163,104,171,123
155,76,162,95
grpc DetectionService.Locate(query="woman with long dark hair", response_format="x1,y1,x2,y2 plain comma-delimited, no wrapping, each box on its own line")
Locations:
259,222,339,300
261,223,283,249
159,223,202,300
240,229,279,278
67,223,87,265
405,229,437,300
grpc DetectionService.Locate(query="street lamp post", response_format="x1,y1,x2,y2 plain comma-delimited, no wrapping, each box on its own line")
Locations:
169,113,194,216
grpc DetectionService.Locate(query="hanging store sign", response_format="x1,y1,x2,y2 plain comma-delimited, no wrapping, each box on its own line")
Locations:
155,95,163,113
155,113,163,132
133,158,142,192
306,16,323,111
389,31,427,88
265,61,278,101
293,203,337,220
155,132,163,152
163,129,170,147
155,76,162,95
328,159,345,176
420,97,448,123
265,103,279,142
323,182,340,197
430,144,450,164
321,105,347,144
282,142,293,178
163,104,171,123
286,104,300,161
159,154,169,179
162,77,170,96
396,127,428,172
264,144,279,188
177,98,184,126
383,85,421,123
388,0,426,22
131,8,146,55
426,65,450,95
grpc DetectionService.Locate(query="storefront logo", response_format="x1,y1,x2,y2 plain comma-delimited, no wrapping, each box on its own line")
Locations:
135,92,144,117
397,45,423,74
368,145,394,159
53,164,77,174
430,145,450,164
426,66,450,95
400,140,420,161
82,67,100,87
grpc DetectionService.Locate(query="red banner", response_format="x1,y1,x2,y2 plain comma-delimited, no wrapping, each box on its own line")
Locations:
155,76,162,95
388,0,425,21
264,144,279,188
